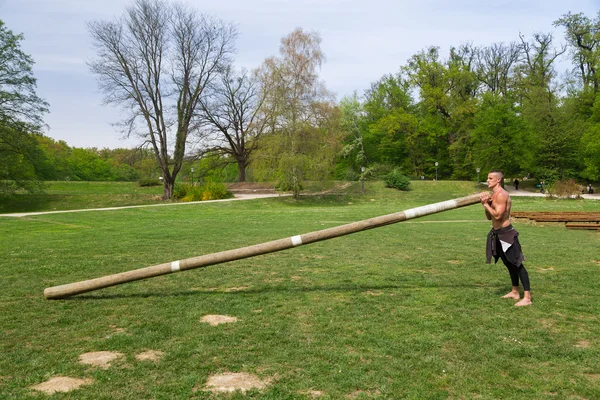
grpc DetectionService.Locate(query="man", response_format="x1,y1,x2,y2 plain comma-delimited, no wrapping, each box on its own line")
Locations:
480,170,532,306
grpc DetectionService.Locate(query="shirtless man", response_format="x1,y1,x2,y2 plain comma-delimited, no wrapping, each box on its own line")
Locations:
480,170,532,307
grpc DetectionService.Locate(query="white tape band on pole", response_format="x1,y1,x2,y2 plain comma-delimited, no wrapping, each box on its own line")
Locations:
403,200,458,220
171,260,181,272
291,235,303,246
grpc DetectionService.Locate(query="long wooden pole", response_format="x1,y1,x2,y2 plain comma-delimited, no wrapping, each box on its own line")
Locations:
44,193,482,299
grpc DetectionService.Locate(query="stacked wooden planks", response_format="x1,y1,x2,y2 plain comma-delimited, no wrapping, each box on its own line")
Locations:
512,212,600,230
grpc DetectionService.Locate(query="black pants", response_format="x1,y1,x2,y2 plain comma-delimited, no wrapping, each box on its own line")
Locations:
498,249,530,291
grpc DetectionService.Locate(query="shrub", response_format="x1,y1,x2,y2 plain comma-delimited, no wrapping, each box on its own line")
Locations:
172,183,188,199
173,182,232,202
137,177,161,187
201,181,232,201
384,169,411,191
548,179,582,199
370,163,394,179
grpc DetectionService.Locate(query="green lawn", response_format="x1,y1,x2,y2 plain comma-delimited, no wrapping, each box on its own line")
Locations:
1,181,599,399
0,181,164,214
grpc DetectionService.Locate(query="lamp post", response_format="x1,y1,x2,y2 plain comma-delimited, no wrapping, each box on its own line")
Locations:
435,162,438,181
361,166,366,194
476,167,481,188
191,167,194,186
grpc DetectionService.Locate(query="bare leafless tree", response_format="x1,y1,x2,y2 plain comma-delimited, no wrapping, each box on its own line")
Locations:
197,66,268,182
87,0,237,199
475,42,521,96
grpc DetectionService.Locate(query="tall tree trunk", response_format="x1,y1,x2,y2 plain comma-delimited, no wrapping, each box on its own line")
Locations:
237,158,246,182
163,176,174,200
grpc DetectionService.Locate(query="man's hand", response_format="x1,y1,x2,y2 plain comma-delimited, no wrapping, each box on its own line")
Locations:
480,192,491,205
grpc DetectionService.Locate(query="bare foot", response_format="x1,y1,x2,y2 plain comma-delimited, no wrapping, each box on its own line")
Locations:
502,292,521,300
514,298,532,307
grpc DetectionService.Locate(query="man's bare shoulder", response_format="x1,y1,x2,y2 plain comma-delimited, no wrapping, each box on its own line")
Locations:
494,189,510,201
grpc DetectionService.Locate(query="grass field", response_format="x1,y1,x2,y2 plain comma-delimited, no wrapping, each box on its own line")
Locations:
1,181,600,399
0,181,165,214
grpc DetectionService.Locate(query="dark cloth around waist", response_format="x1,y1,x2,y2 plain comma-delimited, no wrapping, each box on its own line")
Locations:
486,224,525,267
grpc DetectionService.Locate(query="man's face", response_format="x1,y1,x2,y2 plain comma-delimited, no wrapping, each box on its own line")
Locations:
487,173,501,188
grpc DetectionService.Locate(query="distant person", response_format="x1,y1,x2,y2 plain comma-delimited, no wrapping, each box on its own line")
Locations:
480,170,532,307
588,184,594,194
513,179,519,190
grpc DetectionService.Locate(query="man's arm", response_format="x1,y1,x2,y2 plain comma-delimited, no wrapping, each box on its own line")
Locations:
483,192,508,221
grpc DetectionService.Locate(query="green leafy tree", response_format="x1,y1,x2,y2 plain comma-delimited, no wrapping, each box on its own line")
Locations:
554,12,600,99
362,74,420,175
515,33,576,180
338,92,369,180
403,45,479,179
0,20,49,193
471,92,531,176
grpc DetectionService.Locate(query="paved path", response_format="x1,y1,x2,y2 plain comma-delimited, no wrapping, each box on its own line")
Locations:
505,186,600,200
0,193,286,218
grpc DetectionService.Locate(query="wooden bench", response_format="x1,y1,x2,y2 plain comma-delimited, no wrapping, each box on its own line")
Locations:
565,223,600,230
511,212,600,230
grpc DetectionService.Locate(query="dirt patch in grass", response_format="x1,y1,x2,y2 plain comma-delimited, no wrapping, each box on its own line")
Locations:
31,376,93,394
299,389,324,398
135,350,165,362
575,340,590,348
537,267,555,272
363,291,383,296
109,325,127,333
200,315,238,326
79,351,124,369
225,286,250,292
347,389,381,398
585,373,600,381
203,372,270,393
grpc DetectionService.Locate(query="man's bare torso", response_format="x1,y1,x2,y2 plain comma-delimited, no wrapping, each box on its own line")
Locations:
491,189,511,229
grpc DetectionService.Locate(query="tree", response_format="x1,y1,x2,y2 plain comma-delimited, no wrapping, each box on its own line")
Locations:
471,92,531,176
339,92,369,179
0,20,49,193
475,42,521,96
252,28,341,198
362,74,421,175
515,32,574,180
554,12,600,97
88,0,237,199
403,45,479,179
197,66,267,182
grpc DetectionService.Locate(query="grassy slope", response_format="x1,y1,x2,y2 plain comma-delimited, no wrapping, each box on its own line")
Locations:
0,181,164,214
1,181,599,399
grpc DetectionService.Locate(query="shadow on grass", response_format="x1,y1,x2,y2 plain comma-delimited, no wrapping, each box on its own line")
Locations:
0,194,59,213
62,282,494,301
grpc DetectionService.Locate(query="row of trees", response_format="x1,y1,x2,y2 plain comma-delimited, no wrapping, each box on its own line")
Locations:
339,13,600,185
2,2,600,199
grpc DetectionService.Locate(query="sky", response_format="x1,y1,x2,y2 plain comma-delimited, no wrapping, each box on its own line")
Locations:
1,0,599,149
